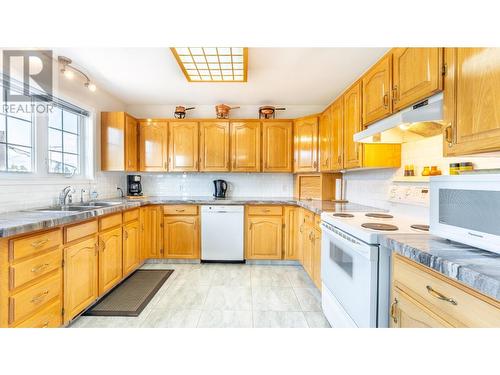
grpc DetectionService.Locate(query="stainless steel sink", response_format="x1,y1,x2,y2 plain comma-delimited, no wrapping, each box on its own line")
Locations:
35,205,94,212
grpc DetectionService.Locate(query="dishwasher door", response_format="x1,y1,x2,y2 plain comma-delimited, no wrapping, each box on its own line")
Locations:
201,205,244,261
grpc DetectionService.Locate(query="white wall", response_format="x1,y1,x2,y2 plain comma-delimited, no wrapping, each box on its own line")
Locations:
344,135,500,219
126,104,323,119
139,172,293,198
0,55,127,213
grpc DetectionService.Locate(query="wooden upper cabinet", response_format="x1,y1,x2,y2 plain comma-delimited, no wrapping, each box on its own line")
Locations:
124,114,138,171
343,82,363,169
169,122,199,172
362,54,392,126
139,120,168,172
319,107,333,171
230,122,261,172
101,112,138,171
392,48,443,111
199,121,230,172
262,121,293,172
444,48,500,156
330,99,344,170
294,116,319,172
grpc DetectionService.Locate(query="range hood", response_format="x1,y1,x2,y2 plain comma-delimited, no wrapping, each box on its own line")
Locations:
354,92,445,143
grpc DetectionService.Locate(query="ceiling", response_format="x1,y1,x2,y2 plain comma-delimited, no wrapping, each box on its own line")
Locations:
53,48,388,106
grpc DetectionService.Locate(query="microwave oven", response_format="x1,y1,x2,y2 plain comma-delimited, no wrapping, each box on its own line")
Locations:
430,174,500,254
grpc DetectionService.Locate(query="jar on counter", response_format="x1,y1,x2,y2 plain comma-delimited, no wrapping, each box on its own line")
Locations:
459,162,474,172
422,166,431,176
430,166,442,176
449,163,460,175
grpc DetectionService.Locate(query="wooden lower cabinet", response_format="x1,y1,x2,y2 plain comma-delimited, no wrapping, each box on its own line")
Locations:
63,236,99,322
390,289,452,328
123,220,141,276
140,206,163,259
163,216,200,259
246,216,283,260
283,206,298,260
312,226,321,290
98,226,123,295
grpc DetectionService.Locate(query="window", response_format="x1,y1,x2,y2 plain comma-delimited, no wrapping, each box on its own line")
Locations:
47,107,82,176
0,110,34,173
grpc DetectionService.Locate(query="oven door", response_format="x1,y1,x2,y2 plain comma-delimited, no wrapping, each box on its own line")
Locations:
321,224,379,328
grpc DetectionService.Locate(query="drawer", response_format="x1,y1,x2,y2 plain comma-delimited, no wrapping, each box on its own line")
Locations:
9,248,62,290
9,271,61,325
9,229,62,261
393,255,500,327
14,299,62,328
163,205,198,215
64,220,98,243
247,205,283,216
123,208,140,222
99,213,122,231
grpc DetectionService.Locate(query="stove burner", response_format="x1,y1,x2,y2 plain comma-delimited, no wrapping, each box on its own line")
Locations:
333,213,355,218
361,223,399,231
365,213,394,219
411,224,430,231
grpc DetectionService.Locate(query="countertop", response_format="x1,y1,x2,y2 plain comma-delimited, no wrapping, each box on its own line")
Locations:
0,196,383,238
381,233,500,301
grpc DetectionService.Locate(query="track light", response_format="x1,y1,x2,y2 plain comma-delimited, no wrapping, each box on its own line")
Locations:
58,55,97,93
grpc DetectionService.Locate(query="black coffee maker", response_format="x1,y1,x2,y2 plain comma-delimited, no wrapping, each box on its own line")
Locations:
127,175,143,196
213,180,228,199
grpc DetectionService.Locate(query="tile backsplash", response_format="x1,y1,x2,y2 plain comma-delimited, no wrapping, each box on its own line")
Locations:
139,173,294,198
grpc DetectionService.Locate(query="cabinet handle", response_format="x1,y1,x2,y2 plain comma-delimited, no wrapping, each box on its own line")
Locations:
313,161,318,169
392,86,398,103
31,290,49,304
124,230,128,240
175,209,185,212
249,223,253,230
338,155,342,165
31,239,49,248
41,321,50,328
426,285,457,305
164,162,168,170
31,263,50,273
99,239,106,252
390,298,398,324
383,93,389,108
263,209,271,213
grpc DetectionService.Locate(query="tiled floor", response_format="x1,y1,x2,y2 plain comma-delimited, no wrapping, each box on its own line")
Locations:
70,263,331,328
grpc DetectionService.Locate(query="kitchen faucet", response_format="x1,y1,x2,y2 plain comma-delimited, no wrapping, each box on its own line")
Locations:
59,186,75,206
117,186,125,198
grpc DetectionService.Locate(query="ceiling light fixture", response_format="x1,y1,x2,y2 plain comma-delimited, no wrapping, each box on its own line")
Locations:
58,56,97,92
171,47,248,82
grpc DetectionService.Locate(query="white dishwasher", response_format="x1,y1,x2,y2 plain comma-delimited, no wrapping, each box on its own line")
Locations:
201,205,244,262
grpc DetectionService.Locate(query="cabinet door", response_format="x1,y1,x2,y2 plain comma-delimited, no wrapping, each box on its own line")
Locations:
343,82,363,169
98,226,123,295
445,48,500,155
123,220,141,276
392,48,443,111
101,112,125,171
124,114,138,171
64,237,98,322
139,121,168,171
283,206,298,260
319,107,333,171
169,122,199,172
141,206,162,259
330,98,344,170
163,216,200,259
199,121,230,171
312,227,321,289
246,216,283,260
294,116,319,172
301,225,313,277
262,121,293,172
230,122,261,172
390,289,452,328
362,55,392,126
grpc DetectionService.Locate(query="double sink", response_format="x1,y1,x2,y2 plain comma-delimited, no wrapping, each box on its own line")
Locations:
34,201,124,212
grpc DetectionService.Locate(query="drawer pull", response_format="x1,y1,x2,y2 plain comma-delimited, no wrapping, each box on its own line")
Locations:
175,209,185,212
426,285,457,305
263,209,270,213
42,321,50,328
31,290,49,304
31,239,49,248
390,298,398,324
31,263,50,273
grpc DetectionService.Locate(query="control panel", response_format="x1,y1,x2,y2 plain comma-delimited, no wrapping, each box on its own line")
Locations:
389,185,430,206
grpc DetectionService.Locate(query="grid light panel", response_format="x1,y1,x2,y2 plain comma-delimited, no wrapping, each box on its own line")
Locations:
171,47,247,82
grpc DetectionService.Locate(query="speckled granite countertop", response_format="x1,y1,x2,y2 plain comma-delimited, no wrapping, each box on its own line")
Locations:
381,233,500,301
0,196,383,238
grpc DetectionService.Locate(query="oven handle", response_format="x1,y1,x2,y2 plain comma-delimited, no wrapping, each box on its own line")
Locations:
321,223,376,261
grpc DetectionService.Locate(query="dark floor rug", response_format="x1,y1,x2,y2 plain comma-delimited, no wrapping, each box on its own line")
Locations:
84,269,173,317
